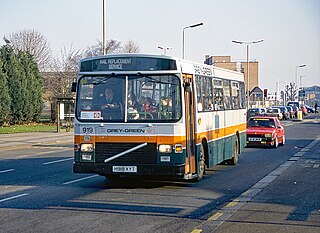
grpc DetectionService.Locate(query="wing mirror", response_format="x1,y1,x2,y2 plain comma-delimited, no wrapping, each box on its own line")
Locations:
71,82,77,92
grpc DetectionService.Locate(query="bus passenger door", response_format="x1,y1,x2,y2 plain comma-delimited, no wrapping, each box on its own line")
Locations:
183,74,196,175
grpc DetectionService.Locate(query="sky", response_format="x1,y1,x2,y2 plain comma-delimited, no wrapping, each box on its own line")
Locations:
1,0,319,93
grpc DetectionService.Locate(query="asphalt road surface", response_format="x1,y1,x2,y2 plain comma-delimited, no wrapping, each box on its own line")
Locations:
0,115,319,233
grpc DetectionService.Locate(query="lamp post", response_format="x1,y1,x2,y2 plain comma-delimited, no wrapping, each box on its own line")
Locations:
102,0,107,55
232,39,263,109
158,46,172,55
182,22,203,59
294,64,306,101
275,81,286,105
295,64,306,86
299,75,308,89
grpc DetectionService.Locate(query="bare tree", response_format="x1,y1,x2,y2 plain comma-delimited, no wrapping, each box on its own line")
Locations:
45,44,82,98
121,40,140,53
285,82,298,101
8,29,52,71
84,39,122,58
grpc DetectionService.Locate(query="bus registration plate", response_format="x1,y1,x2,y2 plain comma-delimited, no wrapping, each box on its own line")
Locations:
112,166,137,173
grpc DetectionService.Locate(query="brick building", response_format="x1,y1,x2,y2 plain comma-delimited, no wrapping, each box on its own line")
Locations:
204,55,259,93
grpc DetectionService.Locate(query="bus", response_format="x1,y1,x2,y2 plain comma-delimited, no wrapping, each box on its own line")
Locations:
72,54,247,181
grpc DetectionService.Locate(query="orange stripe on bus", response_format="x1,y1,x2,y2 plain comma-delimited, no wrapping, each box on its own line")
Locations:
74,123,246,145
74,135,187,145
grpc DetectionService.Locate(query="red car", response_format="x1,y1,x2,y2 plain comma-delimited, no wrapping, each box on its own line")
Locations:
246,116,285,148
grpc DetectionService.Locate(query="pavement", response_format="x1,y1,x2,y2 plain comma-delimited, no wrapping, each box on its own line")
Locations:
197,113,320,232
0,131,74,151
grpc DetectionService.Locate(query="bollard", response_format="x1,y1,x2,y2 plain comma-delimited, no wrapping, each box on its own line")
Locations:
297,110,303,121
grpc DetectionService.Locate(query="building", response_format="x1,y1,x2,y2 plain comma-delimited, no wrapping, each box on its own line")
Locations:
300,85,320,106
204,55,259,93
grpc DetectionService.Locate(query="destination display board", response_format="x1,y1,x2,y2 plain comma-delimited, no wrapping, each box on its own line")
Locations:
80,57,177,72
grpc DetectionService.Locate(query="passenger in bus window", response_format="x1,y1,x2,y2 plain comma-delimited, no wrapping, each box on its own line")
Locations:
147,97,158,118
127,93,140,119
159,97,172,118
138,96,149,112
224,96,231,110
233,97,239,109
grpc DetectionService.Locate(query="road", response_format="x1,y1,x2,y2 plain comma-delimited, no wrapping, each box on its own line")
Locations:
0,115,319,233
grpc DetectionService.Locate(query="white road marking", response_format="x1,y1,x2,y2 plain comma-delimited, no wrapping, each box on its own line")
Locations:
0,169,15,174
0,193,29,203
62,175,99,185
43,157,73,165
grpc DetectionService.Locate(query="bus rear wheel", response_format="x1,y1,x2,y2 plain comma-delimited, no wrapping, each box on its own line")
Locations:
228,137,239,165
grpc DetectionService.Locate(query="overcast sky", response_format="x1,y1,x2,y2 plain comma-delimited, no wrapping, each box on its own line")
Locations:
1,0,319,92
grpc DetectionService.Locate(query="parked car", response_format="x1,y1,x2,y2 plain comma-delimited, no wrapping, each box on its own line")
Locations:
304,105,315,113
246,116,285,148
301,105,308,116
287,101,300,108
266,108,283,120
292,106,299,117
285,106,295,118
274,106,290,120
287,101,307,117
247,108,266,119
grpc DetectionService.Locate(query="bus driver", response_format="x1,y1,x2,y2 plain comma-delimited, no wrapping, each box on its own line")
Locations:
101,88,122,119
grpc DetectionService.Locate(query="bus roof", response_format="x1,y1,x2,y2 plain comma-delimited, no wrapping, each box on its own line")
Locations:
79,54,244,82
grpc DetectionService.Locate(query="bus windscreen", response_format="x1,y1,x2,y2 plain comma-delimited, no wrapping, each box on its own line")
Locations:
76,74,182,122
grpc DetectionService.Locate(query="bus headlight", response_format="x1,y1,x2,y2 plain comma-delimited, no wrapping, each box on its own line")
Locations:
80,143,94,152
158,145,172,153
265,133,272,138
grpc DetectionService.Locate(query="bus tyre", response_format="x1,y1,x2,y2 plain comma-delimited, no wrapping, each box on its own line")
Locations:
197,143,206,181
229,137,239,165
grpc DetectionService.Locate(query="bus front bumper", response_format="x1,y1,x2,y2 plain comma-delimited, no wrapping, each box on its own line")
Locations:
73,162,185,178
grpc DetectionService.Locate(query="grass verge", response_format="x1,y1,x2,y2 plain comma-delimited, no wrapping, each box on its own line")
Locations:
0,124,57,134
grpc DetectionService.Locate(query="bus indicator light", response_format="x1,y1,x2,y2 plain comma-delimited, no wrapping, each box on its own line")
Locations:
74,144,79,151
174,144,183,153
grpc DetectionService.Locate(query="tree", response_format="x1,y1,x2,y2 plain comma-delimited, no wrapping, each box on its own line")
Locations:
84,39,122,58
122,40,140,53
0,41,43,124
1,44,27,123
8,29,52,71
285,82,298,101
0,59,11,124
47,45,82,98
18,51,43,121
83,39,140,58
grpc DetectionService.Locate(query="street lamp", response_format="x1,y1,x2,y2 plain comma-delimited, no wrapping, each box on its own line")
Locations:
102,0,107,55
275,81,286,105
158,46,172,55
299,75,308,103
295,64,306,85
232,39,264,109
299,75,308,89
182,22,203,59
